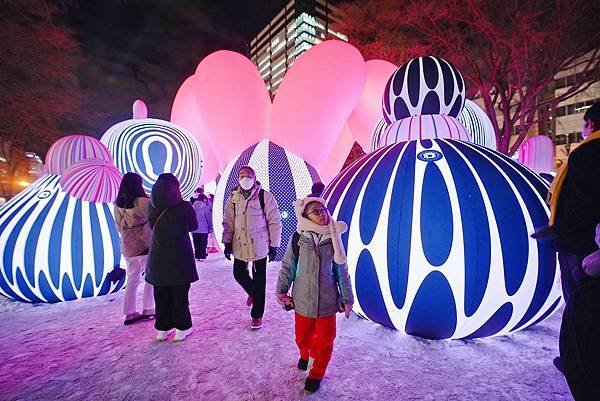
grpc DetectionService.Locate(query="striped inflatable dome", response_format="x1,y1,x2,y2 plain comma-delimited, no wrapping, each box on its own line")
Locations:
383,56,466,123
59,160,123,203
45,135,112,175
213,140,321,261
0,175,124,303
458,99,497,150
370,118,389,152
323,139,562,339
101,118,203,200
371,115,470,150
518,135,555,174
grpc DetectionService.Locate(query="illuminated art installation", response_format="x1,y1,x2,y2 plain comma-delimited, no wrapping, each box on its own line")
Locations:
370,118,389,151
371,56,471,150
171,40,368,183
0,137,125,303
383,56,466,122
518,135,555,174
102,102,203,200
458,99,497,150
213,140,321,261
323,139,561,339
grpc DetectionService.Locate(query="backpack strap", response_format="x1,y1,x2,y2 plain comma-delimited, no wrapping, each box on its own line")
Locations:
259,189,265,214
292,232,300,261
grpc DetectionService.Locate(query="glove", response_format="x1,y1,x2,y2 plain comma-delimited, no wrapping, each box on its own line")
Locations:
268,246,278,262
224,243,232,260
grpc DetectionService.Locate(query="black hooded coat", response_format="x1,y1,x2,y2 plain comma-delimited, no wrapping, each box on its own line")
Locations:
145,174,198,286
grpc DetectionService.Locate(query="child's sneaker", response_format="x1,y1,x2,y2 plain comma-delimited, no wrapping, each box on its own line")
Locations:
173,328,193,342
250,318,262,330
297,358,309,371
304,378,321,392
156,329,174,341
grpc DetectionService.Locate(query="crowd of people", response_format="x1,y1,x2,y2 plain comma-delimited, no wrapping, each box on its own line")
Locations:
113,166,350,392
110,102,600,396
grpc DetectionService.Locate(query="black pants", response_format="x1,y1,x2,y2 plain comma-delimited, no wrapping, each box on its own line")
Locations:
558,252,583,303
154,284,192,331
192,233,208,260
233,257,267,319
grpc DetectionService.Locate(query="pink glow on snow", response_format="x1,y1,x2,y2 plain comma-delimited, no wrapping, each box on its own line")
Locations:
518,135,555,173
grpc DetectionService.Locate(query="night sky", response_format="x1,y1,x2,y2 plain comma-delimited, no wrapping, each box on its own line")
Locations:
62,0,287,135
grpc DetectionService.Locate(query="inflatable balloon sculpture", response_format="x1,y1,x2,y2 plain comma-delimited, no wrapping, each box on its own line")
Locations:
322,56,562,339
102,100,203,200
172,40,372,260
0,135,125,303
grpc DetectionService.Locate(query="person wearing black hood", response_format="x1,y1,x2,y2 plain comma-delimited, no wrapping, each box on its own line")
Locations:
146,173,198,342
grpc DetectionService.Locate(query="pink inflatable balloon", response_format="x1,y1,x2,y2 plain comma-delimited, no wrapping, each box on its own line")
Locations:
269,40,366,167
347,60,397,150
518,135,555,173
318,124,356,184
171,75,220,184
45,135,112,175
59,159,122,203
132,99,148,119
193,50,270,168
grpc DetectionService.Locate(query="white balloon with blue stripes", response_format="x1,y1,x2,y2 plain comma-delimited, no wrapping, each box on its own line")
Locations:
0,175,124,303
458,99,497,150
323,139,562,339
102,118,203,200
213,140,321,261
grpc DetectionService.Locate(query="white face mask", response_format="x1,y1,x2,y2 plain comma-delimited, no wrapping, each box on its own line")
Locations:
239,178,255,191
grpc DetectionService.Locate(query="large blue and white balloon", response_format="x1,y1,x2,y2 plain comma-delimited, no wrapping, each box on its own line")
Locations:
102,118,203,199
213,140,321,261
383,56,466,123
0,175,124,303
323,139,561,339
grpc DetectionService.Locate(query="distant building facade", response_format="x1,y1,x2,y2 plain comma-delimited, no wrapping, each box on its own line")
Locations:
249,0,347,95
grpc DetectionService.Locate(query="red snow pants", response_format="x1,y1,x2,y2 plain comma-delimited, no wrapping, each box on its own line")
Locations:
294,312,337,380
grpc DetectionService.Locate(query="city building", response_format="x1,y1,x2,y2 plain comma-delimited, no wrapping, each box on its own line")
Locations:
249,0,347,95
549,52,600,167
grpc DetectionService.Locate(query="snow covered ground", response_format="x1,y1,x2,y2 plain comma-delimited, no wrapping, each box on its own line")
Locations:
1,253,572,401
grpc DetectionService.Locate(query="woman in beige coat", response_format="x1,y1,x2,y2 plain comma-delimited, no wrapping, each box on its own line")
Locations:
222,166,282,329
114,173,154,325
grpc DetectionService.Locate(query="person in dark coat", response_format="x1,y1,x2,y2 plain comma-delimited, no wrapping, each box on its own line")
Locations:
146,173,198,342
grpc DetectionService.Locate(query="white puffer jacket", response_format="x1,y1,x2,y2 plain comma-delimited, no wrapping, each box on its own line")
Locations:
222,183,282,262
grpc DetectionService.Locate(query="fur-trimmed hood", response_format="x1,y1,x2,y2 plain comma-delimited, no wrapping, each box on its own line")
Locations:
293,197,347,264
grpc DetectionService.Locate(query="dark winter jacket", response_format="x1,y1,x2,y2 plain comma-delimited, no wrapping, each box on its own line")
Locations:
145,174,198,286
553,137,600,257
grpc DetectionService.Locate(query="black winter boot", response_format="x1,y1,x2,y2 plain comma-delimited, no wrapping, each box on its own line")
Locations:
304,378,321,392
297,358,308,371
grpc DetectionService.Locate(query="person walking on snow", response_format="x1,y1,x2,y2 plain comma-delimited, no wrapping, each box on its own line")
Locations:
146,173,198,342
192,194,213,261
222,166,282,330
114,173,155,325
275,196,354,393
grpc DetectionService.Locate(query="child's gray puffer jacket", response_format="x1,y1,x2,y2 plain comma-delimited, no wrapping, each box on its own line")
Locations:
276,232,354,318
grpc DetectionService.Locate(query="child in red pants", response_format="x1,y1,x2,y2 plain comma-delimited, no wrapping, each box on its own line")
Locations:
276,197,354,393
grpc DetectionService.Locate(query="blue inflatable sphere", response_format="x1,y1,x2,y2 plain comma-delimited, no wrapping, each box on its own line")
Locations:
213,140,321,261
323,139,562,339
0,175,124,303
383,56,466,123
